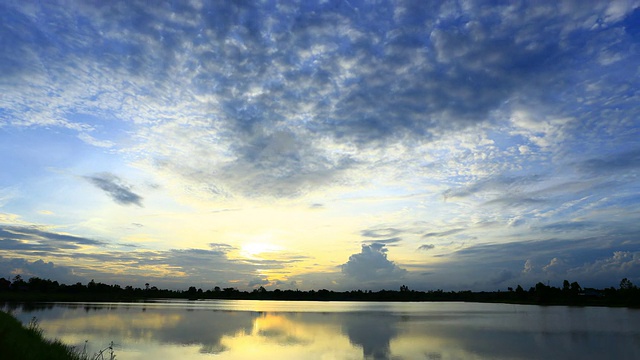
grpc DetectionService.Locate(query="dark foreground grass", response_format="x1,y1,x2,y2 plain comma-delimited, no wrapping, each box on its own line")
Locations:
0,310,79,359
0,310,115,360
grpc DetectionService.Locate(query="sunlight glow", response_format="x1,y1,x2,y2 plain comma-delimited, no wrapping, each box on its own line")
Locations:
240,242,284,260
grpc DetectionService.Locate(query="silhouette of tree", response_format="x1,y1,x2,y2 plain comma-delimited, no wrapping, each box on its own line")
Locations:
0,277,10,291
11,275,27,290
570,281,581,295
620,278,634,290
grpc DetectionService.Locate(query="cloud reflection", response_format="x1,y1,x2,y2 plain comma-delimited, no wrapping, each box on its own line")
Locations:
8,301,640,360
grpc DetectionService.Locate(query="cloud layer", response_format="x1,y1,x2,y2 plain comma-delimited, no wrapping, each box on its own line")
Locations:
0,1,639,290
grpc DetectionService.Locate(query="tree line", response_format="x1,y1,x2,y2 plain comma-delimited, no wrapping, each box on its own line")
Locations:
1,275,638,307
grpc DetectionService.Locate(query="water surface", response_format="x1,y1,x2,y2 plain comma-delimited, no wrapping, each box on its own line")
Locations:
5,300,640,359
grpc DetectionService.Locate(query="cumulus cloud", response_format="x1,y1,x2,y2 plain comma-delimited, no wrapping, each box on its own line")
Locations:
542,257,568,275
248,278,270,287
523,259,535,274
488,269,514,286
570,251,640,280
340,243,406,282
84,173,143,206
0,256,80,284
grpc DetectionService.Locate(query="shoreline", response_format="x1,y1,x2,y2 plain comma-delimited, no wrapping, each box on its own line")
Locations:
1,293,638,309
0,310,82,360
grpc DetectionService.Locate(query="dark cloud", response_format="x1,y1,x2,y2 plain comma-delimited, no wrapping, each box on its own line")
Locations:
0,226,106,249
208,243,235,251
418,244,435,251
488,269,514,286
577,149,640,174
361,228,403,238
362,237,402,246
84,173,143,206
248,278,269,287
341,243,406,282
537,221,600,233
484,196,547,208
116,243,140,248
444,175,544,200
422,228,464,238
0,239,68,251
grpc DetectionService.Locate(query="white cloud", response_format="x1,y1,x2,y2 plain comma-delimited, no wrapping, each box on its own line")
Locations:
542,257,568,275
523,259,534,274
341,243,407,282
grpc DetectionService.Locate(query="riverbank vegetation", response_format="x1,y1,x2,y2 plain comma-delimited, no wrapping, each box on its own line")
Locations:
0,310,116,360
1,275,638,307
0,310,80,360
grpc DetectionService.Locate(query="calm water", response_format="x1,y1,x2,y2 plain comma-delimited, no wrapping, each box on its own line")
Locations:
4,300,640,359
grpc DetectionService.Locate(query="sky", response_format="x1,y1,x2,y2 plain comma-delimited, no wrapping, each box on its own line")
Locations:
1,0,639,292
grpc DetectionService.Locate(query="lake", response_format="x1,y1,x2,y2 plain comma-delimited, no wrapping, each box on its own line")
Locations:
4,300,640,359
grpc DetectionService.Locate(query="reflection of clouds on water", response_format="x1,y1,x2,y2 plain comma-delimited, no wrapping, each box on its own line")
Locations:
9,302,640,360
251,311,401,359
151,310,256,354
198,343,227,355
421,326,640,360
341,313,398,360
253,313,315,346
257,328,311,346
13,303,257,356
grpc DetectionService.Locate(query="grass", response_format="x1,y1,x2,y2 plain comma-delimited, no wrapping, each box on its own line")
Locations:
0,310,115,360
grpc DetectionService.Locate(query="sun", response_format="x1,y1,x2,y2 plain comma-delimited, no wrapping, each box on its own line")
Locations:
240,242,283,259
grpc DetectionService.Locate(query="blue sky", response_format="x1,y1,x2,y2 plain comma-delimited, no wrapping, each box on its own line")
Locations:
1,0,639,291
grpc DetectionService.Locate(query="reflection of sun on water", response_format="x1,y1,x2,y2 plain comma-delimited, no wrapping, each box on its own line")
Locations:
218,313,361,360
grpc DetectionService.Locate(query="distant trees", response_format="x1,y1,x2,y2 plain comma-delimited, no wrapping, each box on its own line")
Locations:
617,278,639,305
0,274,637,306
620,278,635,290
12,275,26,290
570,281,581,295
0,277,9,291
